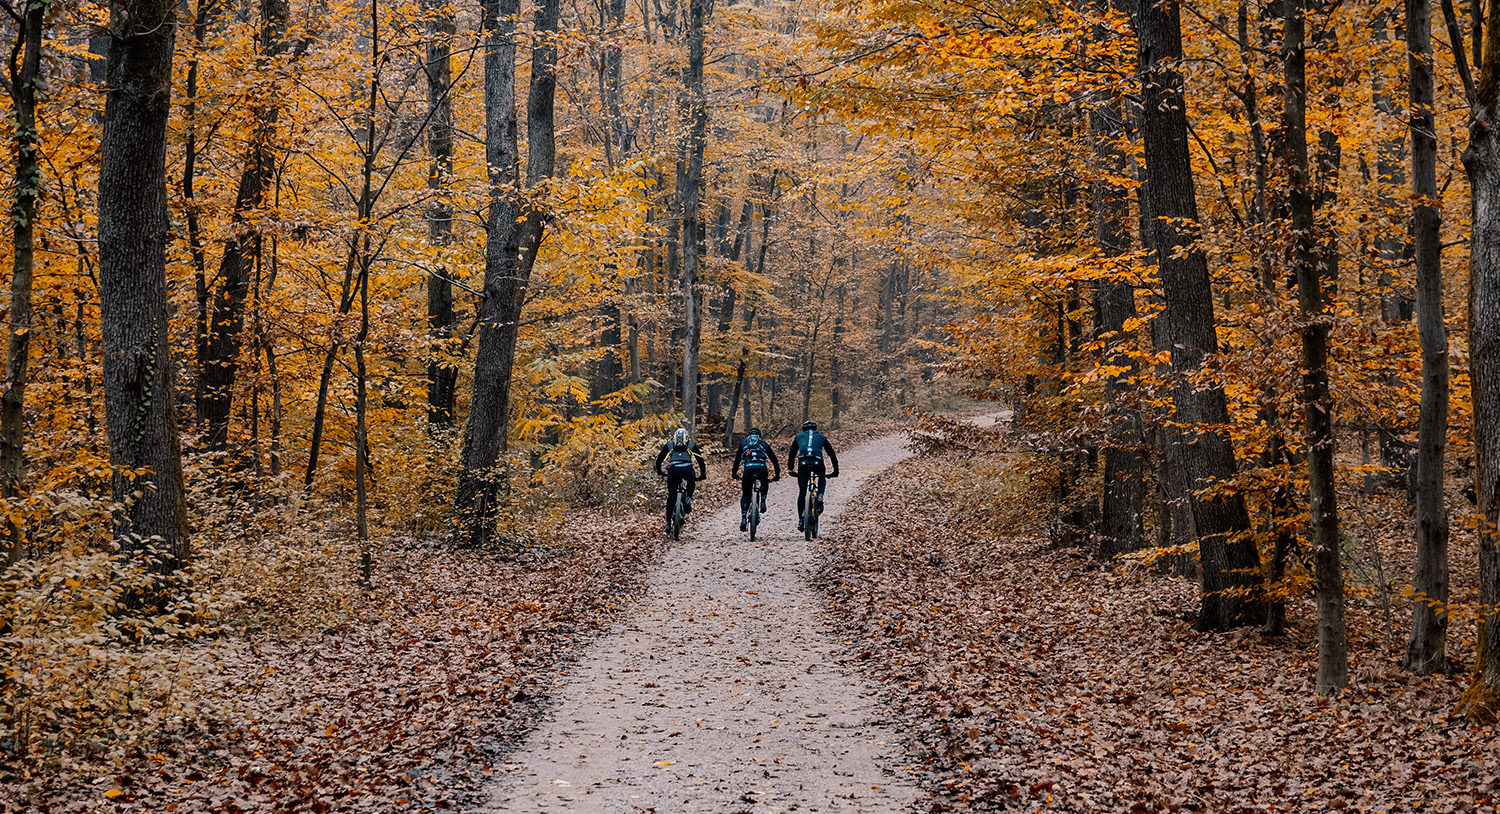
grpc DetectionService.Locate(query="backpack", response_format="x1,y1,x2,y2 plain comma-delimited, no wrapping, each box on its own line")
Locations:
667,442,695,467
742,435,768,466
797,430,826,464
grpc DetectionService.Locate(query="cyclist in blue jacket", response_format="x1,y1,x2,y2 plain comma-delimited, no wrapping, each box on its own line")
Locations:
655,428,706,533
731,427,781,531
788,420,839,531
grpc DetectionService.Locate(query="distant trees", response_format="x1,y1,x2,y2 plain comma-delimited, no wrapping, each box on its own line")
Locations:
797,0,1500,707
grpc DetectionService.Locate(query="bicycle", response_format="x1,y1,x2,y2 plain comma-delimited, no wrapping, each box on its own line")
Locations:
669,485,687,540
802,478,820,540
799,470,837,540
745,476,774,541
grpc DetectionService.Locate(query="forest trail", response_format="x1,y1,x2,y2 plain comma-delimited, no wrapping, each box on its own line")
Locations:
485,433,923,813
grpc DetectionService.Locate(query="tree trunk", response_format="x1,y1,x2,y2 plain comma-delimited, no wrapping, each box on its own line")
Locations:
199,0,291,453
185,0,218,430
304,247,360,489
1134,0,1261,629
724,171,776,446
98,0,190,576
425,0,460,427
831,292,844,428
452,0,559,548
1402,0,1452,675
1091,16,1145,556
679,0,711,435
1,0,45,569
1285,0,1348,694
1457,0,1500,722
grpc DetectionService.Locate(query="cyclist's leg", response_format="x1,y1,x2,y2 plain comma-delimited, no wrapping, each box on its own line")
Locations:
814,462,827,511
684,471,697,512
796,469,811,518
754,468,769,509
740,472,754,514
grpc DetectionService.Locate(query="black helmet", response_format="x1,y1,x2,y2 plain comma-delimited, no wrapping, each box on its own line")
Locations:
801,420,818,431
747,427,762,437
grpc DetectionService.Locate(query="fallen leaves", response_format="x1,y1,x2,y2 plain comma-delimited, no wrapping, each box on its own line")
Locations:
6,504,667,814
821,448,1500,813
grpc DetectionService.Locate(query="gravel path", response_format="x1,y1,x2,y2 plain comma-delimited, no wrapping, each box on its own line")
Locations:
485,434,923,813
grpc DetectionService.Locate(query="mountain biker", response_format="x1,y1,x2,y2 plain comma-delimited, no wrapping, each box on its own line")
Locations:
731,427,781,531
655,428,706,534
788,420,839,532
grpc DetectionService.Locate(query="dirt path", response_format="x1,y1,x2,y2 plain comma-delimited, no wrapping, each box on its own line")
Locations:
484,434,923,813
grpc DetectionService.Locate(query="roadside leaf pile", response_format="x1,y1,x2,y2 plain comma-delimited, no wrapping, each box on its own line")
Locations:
7,505,675,814
821,447,1500,812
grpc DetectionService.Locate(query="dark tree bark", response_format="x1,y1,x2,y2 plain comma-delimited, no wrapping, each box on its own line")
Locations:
1133,0,1262,629
452,0,559,548
184,0,219,429
1285,0,1348,694
1,0,46,568
1404,0,1452,676
98,0,190,573
199,0,291,452
724,169,776,446
679,0,711,435
1091,7,1145,556
424,0,460,427
354,0,383,587
1453,0,1500,722
1232,0,1299,634
600,0,630,166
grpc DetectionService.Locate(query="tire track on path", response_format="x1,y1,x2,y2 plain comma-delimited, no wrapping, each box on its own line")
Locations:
485,433,923,813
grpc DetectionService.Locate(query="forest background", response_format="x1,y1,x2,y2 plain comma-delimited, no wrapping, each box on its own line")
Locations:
4,0,1500,809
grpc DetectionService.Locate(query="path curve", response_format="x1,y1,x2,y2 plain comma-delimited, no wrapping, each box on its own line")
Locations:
485,434,923,813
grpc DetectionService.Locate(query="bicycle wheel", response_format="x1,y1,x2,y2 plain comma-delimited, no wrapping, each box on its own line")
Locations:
803,493,816,541
671,493,684,540
748,497,760,541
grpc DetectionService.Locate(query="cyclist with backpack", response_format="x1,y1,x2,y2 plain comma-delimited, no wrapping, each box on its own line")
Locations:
730,427,781,531
654,428,707,534
788,420,839,532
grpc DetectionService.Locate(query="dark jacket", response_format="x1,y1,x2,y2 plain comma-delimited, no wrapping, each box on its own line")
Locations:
732,435,781,479
788,430,839,475
655,440,706,478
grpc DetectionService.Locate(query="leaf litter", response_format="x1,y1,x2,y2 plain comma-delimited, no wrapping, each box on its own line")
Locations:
818,447,1500,813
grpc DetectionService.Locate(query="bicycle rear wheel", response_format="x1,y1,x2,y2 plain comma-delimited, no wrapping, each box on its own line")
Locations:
671,494,684,540
748,498,760,541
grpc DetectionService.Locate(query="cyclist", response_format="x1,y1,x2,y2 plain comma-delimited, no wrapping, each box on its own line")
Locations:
731,427,781,531
788,420,839,532
655,428,706,534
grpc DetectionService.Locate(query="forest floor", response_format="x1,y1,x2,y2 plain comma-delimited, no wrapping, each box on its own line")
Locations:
18,414,1500,814
821,437,1500,813
12,476,741,813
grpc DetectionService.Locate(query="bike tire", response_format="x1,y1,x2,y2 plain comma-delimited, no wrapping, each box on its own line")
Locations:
748,504,759,541
672,495,684,541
